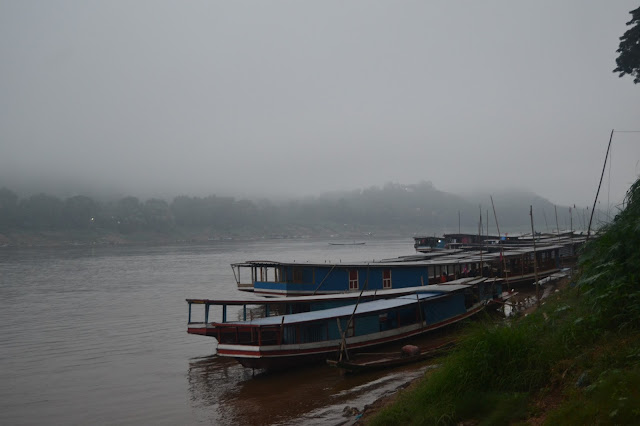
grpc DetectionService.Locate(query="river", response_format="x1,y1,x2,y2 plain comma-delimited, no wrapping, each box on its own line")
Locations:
0,237,439,425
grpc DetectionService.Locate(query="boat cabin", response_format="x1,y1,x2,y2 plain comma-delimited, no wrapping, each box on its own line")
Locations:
232,260,432,296
231,245,560,296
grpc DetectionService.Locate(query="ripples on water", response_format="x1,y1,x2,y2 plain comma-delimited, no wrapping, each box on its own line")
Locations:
0,238,431,425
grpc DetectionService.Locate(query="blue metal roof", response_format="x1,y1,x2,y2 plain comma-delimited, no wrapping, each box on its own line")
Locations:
222,292,452,326
232,245,562,270
188,281,476,306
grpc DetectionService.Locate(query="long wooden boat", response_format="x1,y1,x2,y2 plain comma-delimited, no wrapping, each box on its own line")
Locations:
230,245,563,296
187,282,500,370
326,340,456,373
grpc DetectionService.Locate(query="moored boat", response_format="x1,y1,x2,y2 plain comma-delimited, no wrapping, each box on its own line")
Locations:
231,244,563,296
328,241,366,245
187,281,503,370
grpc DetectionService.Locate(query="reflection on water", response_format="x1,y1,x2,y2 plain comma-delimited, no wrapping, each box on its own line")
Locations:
187,354,432,425
187,328,462,425
501,285,558,317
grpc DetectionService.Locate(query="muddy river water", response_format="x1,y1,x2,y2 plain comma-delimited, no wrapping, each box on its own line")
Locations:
2,238,460,425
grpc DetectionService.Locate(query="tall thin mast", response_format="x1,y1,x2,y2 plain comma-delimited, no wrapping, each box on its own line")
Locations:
588,129,614,240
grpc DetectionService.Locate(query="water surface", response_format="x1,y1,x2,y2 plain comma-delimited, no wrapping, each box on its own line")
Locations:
1,238,432,425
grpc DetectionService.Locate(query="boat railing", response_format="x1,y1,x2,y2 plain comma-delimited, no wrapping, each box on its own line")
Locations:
187,299,270,324
214,324,282,346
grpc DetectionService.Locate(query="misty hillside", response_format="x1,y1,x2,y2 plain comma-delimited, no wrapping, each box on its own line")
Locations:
0,182,598,246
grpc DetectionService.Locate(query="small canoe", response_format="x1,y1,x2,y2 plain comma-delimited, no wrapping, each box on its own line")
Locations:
327,341,455,373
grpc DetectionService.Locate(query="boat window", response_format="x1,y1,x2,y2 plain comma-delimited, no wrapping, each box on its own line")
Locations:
293,268,303,283
383,269,392,289
302,323,325,343
349,270,358,290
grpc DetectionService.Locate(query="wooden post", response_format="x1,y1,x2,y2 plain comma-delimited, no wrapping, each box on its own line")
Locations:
336,318,349,362
416,294,424,328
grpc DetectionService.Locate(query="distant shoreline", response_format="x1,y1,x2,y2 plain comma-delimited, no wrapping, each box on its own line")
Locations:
0,229,411,249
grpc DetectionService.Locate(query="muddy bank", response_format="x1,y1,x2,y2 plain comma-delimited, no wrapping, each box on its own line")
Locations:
350,373,426,425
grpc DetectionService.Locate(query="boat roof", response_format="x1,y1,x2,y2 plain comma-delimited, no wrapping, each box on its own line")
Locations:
231,245,564,269
222,291,465,326
187,278,487,306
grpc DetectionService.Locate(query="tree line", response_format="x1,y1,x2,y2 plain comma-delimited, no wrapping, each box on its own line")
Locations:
0,182,576,236
0,187,251,234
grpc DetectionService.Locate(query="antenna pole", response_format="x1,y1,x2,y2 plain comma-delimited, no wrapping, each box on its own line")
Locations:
490,195,509,286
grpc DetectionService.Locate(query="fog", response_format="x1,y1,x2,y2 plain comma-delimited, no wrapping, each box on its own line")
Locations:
1,1,639,207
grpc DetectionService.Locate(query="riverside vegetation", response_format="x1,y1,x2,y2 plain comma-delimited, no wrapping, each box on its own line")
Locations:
369,178,640,425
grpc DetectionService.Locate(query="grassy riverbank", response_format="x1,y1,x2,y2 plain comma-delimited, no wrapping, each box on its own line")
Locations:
369,180,640,425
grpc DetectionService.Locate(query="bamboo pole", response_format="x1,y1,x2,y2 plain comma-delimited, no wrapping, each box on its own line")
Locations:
490,196,509,285
588,129,614,240
569,207,573,234
312,264,336,295
490,195,501,237
530,206,540,307
486,209,489,237
339,265,370,361
543,209,549,233
555,205,560,243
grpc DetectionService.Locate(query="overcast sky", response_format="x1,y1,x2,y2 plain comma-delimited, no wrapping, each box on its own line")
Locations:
1,1,639,207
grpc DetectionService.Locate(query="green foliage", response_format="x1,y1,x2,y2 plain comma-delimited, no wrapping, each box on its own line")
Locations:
578,178,640,330
370,177,640,425
545,367,640,425
614,7,640,84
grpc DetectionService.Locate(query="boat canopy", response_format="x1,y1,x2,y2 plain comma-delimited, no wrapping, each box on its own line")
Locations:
219,289,469,327
187,280,481,307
